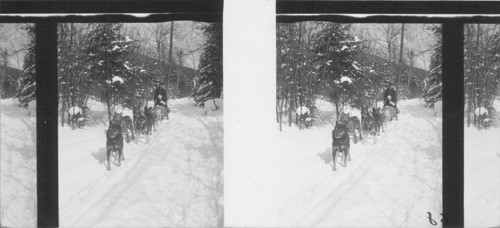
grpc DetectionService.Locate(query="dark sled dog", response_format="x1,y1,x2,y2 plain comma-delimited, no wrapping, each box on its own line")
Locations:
153,105,170,122
106,122,124,170
361,106,374,137
361,106,370,121
340,112,363,144
71,112,85,129
70,106,91,129
362,112,376,142
133,106,142,121
372,107,384,136
145,106,156,135
120,115,135,143
478,107,499,130
135,114,147,138
332,120,351,171
134,107,147,140
111,111,122,125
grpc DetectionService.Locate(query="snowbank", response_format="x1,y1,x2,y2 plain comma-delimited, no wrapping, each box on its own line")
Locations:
112,76,124,84
474,107,488,116
295,106,310,115
465,126,500,227
27,100,36,116
433,100,442,117
1,98,37,227
340,76,352,84
204,98,223,115
68,106,82,115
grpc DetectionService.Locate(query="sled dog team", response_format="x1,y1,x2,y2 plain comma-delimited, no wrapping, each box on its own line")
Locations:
331,105,397,171
331,82,399,171
105,104,170,170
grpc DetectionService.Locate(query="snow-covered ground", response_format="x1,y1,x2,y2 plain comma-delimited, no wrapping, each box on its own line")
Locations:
59,98,223,227
465,99,500,228
273,99,442,227
0,98,37,227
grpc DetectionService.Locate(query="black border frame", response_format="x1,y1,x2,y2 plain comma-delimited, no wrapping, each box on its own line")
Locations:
1,0,499,227
36,22,59,228
275,5,500,227
1,1,223,227
0,0,223,14
277,1,500,15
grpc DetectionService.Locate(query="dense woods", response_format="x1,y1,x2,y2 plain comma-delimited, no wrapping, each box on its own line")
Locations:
57,22,222,125
0,24,33,103
464,24,500,129
276,22,440,130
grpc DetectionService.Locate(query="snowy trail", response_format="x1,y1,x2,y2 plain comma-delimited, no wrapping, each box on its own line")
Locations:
465,127,500,228
464,99,500,228
59,98,223,227
0,99,37,228
274,99,442,227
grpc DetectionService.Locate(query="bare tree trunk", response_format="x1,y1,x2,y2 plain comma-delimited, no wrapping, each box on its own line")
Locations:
396,23,405,97
166,21,174,100
0,49,7,99
107,101,112,124
387,37,392,61
1,49,10,99
59,23,66,127
277,98,282,124
335,100,340,121
277,23,283,128
466,24,471,128
288,90,294,127
177,49,183,96
279,90,288,132
169,22,174,64
473,24,481,127
0,64,3,99
283,90,288,130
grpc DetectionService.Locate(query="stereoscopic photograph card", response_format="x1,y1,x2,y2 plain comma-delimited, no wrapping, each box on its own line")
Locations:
3,1,500,228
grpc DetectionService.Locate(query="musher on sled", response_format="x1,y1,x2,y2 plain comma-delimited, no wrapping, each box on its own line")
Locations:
154,81,168,107
153,81,170,120
383,82,399,114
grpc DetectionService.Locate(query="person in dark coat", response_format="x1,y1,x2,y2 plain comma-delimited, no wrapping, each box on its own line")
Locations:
154,81,168,107
383,82,399,112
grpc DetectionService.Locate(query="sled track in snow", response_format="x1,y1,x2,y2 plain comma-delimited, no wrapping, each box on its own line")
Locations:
342,119,401,174
295,119,401,224
67,120,172,226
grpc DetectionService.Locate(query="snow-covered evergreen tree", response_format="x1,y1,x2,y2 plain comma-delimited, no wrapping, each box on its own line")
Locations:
276,22,321,129
58,23,93,126
421,25,442,107
464,24,500,127
312,23,362,114
192,23,222,106
0,48,9,99
84,23,136,119
15,24,36,107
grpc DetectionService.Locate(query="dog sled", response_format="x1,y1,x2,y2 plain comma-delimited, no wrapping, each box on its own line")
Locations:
153,105,170,122
382,105,398,122
476,107,499,130
296,106,315,129
69,106,92,129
